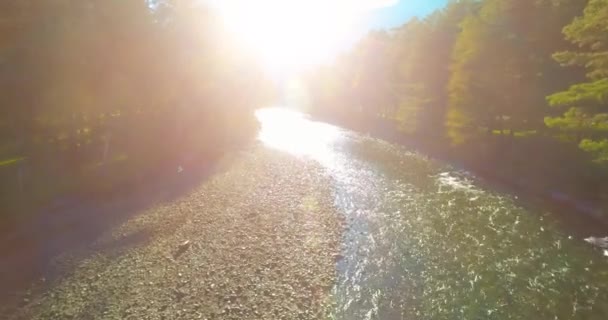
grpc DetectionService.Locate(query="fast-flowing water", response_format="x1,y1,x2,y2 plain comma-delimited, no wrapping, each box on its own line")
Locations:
256,108,608,320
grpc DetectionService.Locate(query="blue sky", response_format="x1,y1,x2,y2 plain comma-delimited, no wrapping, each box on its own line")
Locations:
342,0,449,48
364,0,449,30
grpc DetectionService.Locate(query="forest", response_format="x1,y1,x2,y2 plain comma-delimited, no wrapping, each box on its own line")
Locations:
2,0,608,223
304,0,608,214
0,1,272,220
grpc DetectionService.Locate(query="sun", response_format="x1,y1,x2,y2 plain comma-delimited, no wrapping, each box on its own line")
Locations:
209,0,365,74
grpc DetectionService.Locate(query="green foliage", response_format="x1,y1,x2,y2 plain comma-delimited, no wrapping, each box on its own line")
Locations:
547,79,608,106
547,0,608,162
448,0,586,142
580,138,608,162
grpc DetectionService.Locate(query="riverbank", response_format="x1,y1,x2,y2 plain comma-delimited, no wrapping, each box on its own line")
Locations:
2,146,343,319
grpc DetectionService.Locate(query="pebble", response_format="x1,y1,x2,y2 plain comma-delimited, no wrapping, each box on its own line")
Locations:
6,148,342,320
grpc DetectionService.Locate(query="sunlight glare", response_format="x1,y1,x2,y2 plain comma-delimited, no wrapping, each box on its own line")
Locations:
256,108,342,165
208,0,394,73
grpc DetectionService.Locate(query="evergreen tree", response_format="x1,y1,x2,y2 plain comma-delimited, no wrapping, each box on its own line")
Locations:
547,0,608,162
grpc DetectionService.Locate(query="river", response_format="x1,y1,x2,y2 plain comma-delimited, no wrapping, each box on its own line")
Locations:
256,107,608,320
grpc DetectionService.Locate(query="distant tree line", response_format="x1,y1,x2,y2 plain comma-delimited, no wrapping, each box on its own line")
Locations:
0,0,272,215
305,0,608,208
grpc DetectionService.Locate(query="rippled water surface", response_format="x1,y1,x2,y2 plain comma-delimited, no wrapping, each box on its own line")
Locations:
256,108,608,320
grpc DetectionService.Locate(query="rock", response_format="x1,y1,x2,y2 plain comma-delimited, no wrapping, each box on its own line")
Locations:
173,240,192,259
174,289,187,301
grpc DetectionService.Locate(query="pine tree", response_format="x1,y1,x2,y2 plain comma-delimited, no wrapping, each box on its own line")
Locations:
546,0,608,162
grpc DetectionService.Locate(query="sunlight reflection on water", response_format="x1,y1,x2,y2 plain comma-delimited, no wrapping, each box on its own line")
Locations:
258,107,608,320
256,107,343,167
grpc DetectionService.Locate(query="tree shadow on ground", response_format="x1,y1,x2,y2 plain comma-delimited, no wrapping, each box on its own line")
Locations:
91,227,158,259
0,153,238,309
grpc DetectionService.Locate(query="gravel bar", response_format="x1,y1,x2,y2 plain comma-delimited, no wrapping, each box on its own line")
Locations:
7,147,343,320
